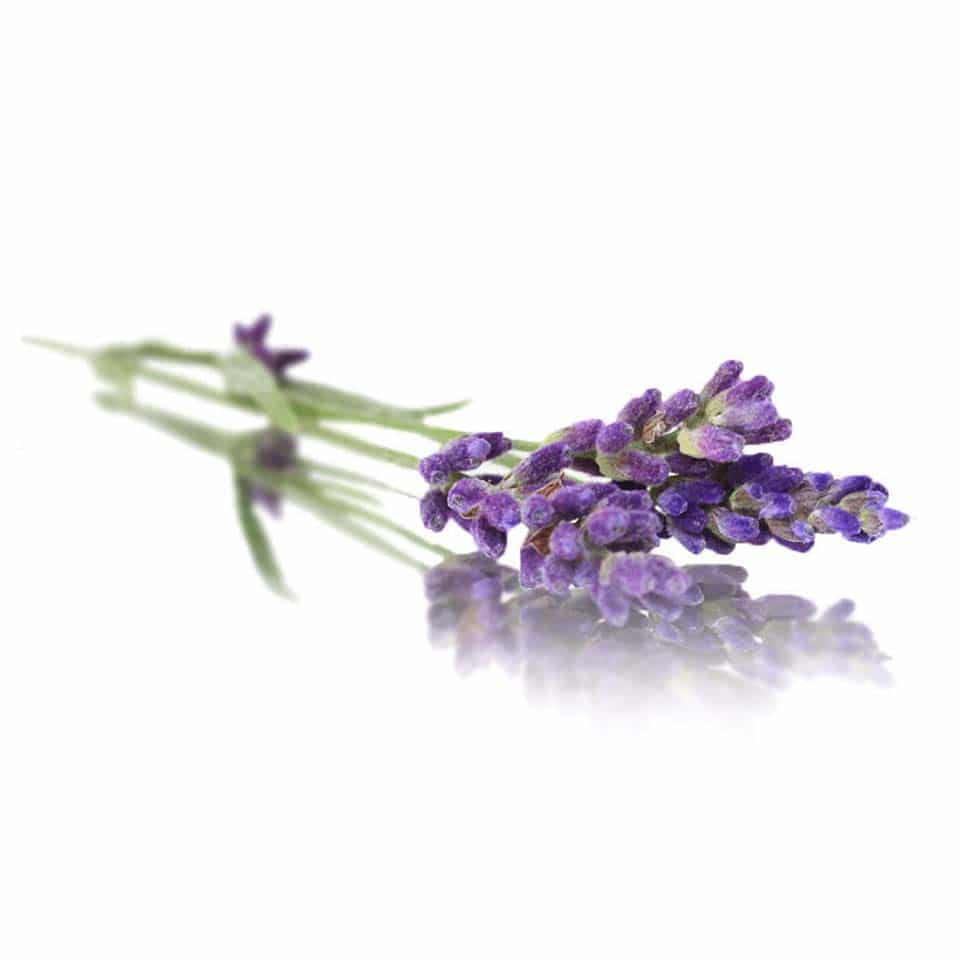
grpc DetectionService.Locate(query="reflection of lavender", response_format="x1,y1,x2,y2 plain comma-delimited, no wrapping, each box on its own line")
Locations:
425,554,890,712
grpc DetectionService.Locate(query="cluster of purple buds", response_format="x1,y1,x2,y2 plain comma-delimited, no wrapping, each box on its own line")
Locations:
418,432,514,550
425,554,891,694
417,359,909,623
235,314,309,380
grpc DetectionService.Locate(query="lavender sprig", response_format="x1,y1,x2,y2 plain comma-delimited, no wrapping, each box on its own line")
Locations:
417,359,909,619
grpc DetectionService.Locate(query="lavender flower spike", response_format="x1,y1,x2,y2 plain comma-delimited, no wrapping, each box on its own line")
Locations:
507,442,573,493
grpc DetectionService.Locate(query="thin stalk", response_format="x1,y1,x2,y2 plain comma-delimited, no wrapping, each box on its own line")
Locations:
298,458,416,498
27,336,541,462
305,423,421,470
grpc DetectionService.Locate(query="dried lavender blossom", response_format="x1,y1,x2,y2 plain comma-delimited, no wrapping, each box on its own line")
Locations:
417,358,908,583
234,314,309,380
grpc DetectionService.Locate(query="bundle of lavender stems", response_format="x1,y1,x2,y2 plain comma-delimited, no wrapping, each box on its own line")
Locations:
28,316,908,626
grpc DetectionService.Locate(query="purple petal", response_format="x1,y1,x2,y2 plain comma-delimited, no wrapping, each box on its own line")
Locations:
584,506,631,544
447,477,490,516
701,360,743,400
481,491,522,531
708,508,761,543
419,489,450,532
596,420,634,455
678,424,744,463
617,389,662,428
549,522,583,561
520,493,556,530
663,389,700,427
618,450,670,484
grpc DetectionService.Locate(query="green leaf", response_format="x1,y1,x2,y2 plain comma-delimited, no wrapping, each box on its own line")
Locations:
233,471,294,599
221,350,300,433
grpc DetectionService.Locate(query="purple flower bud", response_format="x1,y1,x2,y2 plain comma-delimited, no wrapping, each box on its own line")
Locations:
473,432,513,458
657,487,688,517
741,418,792,444
605,555,650,599
624,509,661,548
667,519,706,554
617,389,662,428
549,522,583,561
664,452,716,477
618,450,670,484
676,480,725,504
663,389,700,427
550,484,601,520
419,489,450,532
560,419,603,454
756,465,804,493
707,508,761,543
804,472,833,492
235,314,309,380
419,452,449,486
701,360,743,400
725,375,774,404
724,453,774,487
596,421,634,455
758,493,794,520
606,489,653,511
235,313,271,346
810,506,861,538
542,554,575,595
481,491,522,531
824,475,873,503
471,517,507,559
584,506,631,544
444,435,492,472
677,424,744,463
712,400,780,432
766,518,816,546
877,508,909,531
521,493,556,529
509,442,573,492
596,585,630,627
519,545,545,588
672,505,707,534
447,477,490,516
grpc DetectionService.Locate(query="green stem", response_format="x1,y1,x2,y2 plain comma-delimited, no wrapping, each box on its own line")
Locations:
305,423,421,470
27,335,541,463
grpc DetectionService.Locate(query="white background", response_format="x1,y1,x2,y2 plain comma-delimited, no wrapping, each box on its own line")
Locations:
3,2,958,957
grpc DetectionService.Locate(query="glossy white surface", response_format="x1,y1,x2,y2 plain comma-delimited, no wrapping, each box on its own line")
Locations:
4,3,957,957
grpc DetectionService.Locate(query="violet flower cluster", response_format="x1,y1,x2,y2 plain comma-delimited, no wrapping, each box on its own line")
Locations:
418,360,908,625
425,554,890,703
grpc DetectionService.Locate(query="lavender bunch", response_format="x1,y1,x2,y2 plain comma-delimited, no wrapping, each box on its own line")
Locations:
29,322,909,607
417,360,908,624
